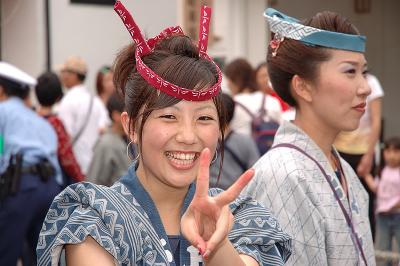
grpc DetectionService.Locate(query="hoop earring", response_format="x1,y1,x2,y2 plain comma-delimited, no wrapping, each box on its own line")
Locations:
126,141,139,161
211,151,218,164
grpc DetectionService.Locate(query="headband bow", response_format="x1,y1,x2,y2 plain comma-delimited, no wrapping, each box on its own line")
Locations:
114,1,222,101
264,8,366,54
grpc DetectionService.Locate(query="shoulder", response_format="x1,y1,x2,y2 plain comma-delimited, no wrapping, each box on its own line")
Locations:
229,190,293,264
37,181,147,264
47,115,63,127
253,147,303,179
243,148,312,201
234,93,255,104
229,131,252,143
95,132,120,149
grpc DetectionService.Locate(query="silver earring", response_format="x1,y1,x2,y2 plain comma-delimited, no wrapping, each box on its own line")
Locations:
211,151,218,164
126,141,139,161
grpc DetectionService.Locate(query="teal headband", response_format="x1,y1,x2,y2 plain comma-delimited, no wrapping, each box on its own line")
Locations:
264,8,366,53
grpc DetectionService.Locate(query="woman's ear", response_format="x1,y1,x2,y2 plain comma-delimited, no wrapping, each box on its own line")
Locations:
291,74,313,103
121,111,137,142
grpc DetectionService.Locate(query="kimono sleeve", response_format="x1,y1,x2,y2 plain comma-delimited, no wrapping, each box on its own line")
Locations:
208,188,292,266
36,183,128,266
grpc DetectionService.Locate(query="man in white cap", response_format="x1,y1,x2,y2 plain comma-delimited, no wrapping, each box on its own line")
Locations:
0,62,62,265
57,56,106,175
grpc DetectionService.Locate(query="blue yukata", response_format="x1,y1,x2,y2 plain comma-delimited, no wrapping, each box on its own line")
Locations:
242,121,375,265
37,164,292,265
0,97,62,266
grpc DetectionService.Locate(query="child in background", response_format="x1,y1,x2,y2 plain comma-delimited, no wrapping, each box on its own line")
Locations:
364,137,400,256
210,93,260,190
87,93,131,186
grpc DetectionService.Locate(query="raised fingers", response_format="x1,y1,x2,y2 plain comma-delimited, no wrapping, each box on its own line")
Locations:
216,168,255,206
194,148,212,199
202,206,232,259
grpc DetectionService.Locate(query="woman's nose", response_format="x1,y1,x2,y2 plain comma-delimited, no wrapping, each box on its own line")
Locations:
175,120,197,144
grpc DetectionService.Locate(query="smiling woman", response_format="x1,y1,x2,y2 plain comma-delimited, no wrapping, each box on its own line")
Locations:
36,2,292,266
242,8,376,266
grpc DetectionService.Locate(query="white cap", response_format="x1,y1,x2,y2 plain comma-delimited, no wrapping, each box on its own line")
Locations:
0,62,36,87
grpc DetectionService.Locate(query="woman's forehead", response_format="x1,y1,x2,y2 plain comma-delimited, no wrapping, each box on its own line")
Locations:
326,49,367,66
169,99,218,111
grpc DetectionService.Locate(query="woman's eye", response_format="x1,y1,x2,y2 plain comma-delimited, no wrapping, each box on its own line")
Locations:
160,114,176,119
362,69,369,77
345,69,356,74
199,116,214,121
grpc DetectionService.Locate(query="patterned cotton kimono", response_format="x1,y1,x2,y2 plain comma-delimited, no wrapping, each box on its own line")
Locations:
242,121,375,266
37,165,292,266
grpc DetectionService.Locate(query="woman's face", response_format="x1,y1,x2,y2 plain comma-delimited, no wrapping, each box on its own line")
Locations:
102,71,115,96
136,99,220,189
307,50,370,132
383,146,400,168
227,78,239,95
256,65,272,94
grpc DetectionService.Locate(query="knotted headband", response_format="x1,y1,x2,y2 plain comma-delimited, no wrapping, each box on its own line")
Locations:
264,8,366,56
114,1,222,101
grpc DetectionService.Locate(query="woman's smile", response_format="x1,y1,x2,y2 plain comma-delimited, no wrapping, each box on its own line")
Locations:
165,151,200,170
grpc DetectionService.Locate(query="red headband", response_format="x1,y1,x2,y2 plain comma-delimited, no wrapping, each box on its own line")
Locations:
114,1,222,101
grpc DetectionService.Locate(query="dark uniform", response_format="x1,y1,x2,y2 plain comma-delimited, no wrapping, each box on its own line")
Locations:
0,62,62,265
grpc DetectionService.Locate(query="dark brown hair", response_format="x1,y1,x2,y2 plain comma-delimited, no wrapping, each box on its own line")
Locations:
96,65,111,96
384,136,400,150
267,11,361,107
224,58,257,94
113,34,227,172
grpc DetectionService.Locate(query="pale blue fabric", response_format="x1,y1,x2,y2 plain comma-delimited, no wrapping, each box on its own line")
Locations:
37,165,292,265
0,97,62,184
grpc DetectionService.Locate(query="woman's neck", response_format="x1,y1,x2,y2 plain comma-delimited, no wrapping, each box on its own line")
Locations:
37,106,52,116
137,168,187,234
293,109,338,159
100,93,110,105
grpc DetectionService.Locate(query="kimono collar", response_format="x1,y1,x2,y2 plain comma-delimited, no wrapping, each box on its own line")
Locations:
119,164,196,233
273,121,342,169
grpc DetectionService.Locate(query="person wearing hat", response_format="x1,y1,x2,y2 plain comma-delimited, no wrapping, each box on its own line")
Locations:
58,56,107,175
0,62,63,265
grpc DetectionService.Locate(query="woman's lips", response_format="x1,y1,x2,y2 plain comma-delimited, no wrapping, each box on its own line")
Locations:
353,102,366,113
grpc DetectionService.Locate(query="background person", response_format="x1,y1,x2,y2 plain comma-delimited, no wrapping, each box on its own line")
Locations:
87,92,130,186
0,62,62,266
58,56,106,175
35,71,85,184
210,93,260,190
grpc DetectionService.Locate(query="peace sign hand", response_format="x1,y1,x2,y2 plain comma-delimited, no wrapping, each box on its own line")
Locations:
181,148,254,259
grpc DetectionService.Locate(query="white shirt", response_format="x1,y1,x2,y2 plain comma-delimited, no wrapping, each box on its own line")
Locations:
358,74,384,132
58,84,105,174
231,91,283,136
96,96,111,129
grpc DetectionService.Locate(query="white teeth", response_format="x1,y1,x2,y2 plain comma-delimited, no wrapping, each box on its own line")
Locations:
166,152,196,162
